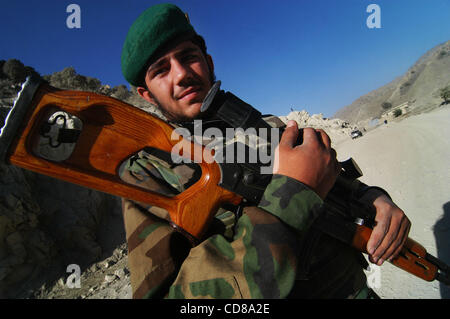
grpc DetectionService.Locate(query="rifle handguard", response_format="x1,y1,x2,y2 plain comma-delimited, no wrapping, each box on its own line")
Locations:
353,224,440,282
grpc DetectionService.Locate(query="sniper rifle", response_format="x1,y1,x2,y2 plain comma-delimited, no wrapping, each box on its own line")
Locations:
0,75,448,286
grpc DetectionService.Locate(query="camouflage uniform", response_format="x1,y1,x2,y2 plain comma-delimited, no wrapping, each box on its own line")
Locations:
120,117,374,299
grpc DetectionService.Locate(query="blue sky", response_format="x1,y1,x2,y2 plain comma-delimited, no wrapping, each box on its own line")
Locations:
1,0,449,118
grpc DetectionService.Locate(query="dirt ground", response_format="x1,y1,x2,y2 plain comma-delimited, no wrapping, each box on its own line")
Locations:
334,105,450,298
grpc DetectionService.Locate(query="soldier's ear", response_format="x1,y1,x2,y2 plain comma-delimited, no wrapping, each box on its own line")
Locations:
137,86,157,105
206,54,214,75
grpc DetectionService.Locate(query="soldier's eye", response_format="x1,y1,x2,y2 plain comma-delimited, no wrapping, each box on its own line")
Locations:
154,66,169,76
184,54,197,61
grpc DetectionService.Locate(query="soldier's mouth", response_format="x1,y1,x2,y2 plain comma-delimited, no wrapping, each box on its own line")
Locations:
177,87,202,102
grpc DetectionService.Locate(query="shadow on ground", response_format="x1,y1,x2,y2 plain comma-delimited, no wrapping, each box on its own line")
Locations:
433,201,450,298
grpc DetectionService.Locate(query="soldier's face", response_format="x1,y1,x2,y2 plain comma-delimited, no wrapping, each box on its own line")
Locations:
137,40,214,121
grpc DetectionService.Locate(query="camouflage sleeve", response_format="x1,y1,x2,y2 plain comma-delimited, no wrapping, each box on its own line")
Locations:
119,150,198,298
166,174,325,299
355,181,392,203
122,199,191,299
258,174,324,236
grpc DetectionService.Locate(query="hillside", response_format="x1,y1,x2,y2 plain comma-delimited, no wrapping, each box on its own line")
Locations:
333,40,450,123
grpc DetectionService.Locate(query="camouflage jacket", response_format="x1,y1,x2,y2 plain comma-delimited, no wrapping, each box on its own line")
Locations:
120,117,369,299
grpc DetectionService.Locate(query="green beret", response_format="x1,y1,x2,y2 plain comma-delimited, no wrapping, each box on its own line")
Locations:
121,3,197,86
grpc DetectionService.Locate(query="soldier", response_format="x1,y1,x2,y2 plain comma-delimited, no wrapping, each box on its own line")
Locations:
119,3,410,298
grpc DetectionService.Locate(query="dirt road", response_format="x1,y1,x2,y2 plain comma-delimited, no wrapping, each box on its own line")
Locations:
335,105,450,299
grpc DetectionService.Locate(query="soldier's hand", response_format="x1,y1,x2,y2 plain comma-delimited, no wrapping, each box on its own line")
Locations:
365,193,411,265
273,120,340,200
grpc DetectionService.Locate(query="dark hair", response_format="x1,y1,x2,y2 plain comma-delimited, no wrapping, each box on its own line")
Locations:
138,34,211,88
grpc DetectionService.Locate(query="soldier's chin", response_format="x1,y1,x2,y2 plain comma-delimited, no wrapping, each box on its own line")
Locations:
169,103,202,122
184,103,203,120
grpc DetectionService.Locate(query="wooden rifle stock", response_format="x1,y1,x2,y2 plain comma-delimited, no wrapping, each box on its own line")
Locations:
1,76,448,285
1,76,241,240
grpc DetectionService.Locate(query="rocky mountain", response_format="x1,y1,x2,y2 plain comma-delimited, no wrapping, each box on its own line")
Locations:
333,40,450,123
280,110,356,146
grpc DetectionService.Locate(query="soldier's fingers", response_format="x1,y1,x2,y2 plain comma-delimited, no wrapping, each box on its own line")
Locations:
375,208,409,264
316,129,331,150
389,219,411,261
384,216,410,261
366,213,391,257
302,127,319,147
375,225,401,265
279,120,299,149
331,148,341,174
372,209,408,265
